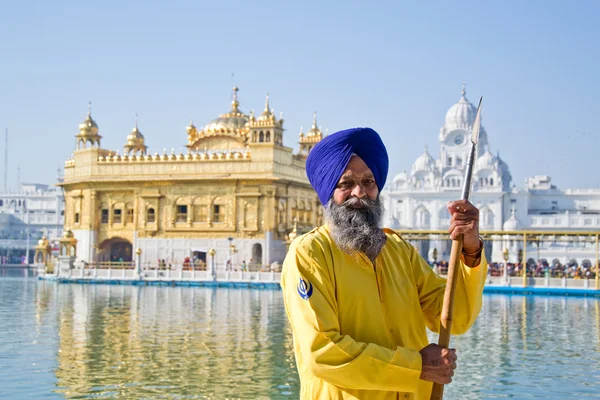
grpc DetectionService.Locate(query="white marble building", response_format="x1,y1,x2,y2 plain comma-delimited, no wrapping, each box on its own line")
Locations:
382,87,600,267
0,182,64,262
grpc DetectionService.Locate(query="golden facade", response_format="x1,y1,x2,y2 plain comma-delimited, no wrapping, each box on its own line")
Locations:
60,87,323,267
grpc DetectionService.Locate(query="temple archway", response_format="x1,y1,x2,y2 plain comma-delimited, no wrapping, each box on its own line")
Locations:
99,237,133,262
251,243,263,268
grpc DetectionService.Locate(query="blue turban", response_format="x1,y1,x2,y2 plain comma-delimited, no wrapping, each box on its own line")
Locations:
306,127,389,205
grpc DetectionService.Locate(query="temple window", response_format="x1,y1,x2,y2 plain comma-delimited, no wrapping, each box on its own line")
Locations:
75,213,80,224
176,205,188,223
259,131,264,142
0,200,3,206
447,156,452,165
126,209,134,224
147,208,156,223
490,178,494,186
101,209,109,224
266,131,271,142
113,209,122,224
213,204,224,223
456,157,462,166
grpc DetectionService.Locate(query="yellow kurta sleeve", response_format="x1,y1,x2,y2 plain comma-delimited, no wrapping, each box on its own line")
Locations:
281,235,422,393
406,239,488,335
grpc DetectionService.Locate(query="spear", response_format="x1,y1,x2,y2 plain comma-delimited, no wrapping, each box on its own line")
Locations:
430,97,482,400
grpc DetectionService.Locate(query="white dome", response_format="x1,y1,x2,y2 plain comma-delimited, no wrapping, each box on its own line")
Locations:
445,90,477,129
497,153,509,172
503,208,520,231
393,171,409,183
412,148,436,173
475,149,497,171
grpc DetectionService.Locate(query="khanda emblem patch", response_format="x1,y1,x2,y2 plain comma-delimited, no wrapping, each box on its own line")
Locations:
297,277,313,300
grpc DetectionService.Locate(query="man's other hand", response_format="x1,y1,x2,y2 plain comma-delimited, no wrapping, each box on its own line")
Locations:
419,343,457,384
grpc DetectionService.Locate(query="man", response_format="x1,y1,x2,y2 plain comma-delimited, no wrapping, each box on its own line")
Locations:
281,127,487,400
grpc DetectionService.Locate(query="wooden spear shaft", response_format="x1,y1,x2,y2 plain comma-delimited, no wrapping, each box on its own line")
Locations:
430,97,482,400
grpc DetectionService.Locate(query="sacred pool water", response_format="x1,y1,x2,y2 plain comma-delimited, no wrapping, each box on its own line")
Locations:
1,270,599,399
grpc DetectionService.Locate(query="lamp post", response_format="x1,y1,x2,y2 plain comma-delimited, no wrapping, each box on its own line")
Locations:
518,247,524,288
25,205,30,265
135,247,142,279
502,247,509,285
208,248,216,281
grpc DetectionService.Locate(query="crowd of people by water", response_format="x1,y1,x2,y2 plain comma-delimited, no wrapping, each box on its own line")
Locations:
433,260,597,279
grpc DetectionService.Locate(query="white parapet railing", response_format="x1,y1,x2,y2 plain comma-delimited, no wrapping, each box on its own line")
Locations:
47,262,282,285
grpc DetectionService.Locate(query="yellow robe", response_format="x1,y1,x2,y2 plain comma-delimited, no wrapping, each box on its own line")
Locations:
281,226,487,400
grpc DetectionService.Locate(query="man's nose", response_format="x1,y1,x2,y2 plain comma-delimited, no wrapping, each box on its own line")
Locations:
351,183,366,198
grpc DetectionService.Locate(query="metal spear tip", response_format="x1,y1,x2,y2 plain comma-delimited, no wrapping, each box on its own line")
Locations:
471,96,483,144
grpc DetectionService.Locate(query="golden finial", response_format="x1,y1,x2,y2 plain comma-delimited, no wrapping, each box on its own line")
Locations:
264,93,270,112
88,101,92,116
231,86,239,111
134,112,139,129
461,82,466,97
186,119,196,133
312,111,318,129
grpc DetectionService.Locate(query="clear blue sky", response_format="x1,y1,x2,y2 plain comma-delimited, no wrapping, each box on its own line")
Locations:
0,0,598,190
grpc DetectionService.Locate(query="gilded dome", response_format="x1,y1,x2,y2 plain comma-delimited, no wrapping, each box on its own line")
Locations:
306,112,322,137
79,113,99,134
78,103,99,136
256,94,275,123
127,125,144,143
124,116,147,155
203,87,249,133
75,103,102,148
204,114,248,132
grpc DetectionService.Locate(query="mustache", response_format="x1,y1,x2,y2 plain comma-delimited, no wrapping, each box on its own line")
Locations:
342,196,377,208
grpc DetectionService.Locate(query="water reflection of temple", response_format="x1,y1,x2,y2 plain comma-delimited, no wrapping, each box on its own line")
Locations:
51,285,298,398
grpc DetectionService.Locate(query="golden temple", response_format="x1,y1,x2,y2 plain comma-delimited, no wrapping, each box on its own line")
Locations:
60,87,323,268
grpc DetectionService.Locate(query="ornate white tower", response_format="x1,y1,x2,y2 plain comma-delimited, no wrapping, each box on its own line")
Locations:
438,84,489,188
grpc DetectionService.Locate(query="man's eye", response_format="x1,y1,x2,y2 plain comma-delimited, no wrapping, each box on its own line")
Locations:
339,182,354,189
363,179,375,186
